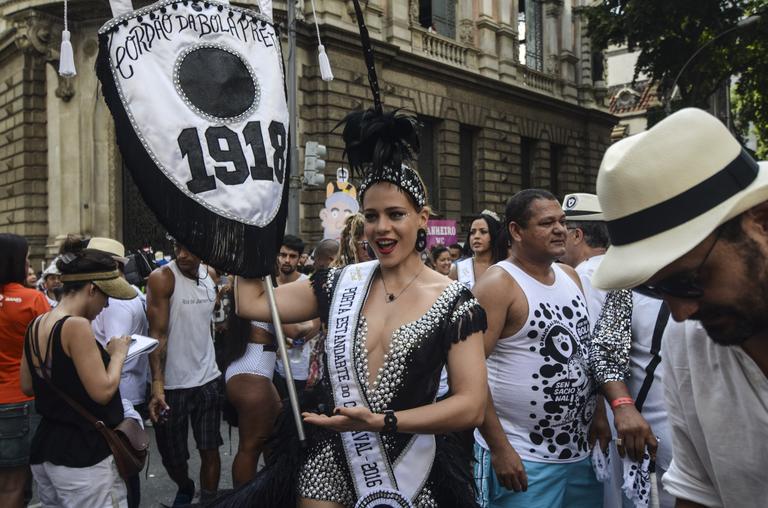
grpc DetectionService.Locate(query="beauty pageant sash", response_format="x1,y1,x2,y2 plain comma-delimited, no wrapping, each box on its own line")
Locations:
457,257,475,289
326,260,435,508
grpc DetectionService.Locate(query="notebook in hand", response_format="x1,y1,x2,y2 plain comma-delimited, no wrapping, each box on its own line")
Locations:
127,335,159,361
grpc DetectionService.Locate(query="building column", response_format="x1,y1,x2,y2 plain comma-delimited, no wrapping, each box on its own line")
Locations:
497,0,518,83
476,0,499,79
45,19,121,253
558,0,578,101
386,0,413,47
541,0,562,76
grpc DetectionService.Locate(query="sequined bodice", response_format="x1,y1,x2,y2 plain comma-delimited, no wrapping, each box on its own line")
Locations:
354,284,458,414
298,267,486,507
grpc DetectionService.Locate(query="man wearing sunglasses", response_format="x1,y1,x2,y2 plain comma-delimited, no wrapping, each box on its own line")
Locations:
593,108,768,508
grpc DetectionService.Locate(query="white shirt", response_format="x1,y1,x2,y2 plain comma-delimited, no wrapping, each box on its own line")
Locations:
92,284,149,405
575,254,606,329
662,321,768,507
164,261,220,389
624,292,678,472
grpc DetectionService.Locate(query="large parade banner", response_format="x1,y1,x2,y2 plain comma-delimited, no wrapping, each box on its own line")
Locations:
96,0,288,277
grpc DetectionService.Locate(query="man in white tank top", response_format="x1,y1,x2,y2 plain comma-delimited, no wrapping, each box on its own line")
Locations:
472,190,608,508
147,241,222,505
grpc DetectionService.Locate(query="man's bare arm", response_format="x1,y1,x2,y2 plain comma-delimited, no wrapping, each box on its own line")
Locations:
472,267,529,491
146,267,174,420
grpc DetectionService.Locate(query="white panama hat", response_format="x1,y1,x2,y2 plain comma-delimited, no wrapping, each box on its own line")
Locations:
593,108,768,290
562,193,604,222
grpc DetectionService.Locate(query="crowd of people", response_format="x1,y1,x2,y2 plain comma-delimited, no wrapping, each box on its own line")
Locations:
1,105,767,508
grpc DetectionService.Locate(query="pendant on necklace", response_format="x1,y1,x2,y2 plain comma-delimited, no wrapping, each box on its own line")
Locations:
386,293,395,302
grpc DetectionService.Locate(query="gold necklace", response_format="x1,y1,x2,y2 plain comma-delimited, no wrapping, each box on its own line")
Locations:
380,265,424,303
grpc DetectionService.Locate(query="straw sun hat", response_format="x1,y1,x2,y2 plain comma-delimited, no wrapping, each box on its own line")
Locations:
59,237,137,300
593,108,768,290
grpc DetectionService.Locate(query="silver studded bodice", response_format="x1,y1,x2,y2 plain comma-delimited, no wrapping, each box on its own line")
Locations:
298,270,482,507
355,281,464,414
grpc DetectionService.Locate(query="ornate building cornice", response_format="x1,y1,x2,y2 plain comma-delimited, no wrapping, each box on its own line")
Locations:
11,10,75,100
13,11,58,59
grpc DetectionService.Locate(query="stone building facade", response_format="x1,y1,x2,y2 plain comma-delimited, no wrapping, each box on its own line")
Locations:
0,0,615,266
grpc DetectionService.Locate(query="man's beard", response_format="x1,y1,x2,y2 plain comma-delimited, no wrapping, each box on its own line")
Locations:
693,305,767,346
280,263,295,275
693,236,768,346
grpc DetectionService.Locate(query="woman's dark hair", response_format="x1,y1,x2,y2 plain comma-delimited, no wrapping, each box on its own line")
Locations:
58,234,89,254
0,233,29,286
431,245,449,262
222,290,253,372
57,237,117,295
464,213,505,263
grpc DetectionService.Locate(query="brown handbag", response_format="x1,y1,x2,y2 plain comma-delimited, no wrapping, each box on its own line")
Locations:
56,387,149,480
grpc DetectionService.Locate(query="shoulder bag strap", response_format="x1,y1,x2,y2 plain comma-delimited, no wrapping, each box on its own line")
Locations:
634,302,670,412
29,316,106,429
23,316,40,375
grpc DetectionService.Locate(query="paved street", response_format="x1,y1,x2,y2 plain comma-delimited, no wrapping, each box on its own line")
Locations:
139,420,238,507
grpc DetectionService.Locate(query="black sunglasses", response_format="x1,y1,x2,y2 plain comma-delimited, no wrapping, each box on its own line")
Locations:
639,229,721,300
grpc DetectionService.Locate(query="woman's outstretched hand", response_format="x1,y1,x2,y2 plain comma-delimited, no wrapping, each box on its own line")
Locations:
302,406,385,433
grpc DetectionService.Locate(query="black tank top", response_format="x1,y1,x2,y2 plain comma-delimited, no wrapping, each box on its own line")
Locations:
25,316,124,467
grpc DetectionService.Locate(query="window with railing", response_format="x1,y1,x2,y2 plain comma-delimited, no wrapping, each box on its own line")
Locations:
518,0,543,71
419,0,456,39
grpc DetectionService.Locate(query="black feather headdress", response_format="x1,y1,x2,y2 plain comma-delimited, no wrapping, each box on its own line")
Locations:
340,0,427,209
341,108,420,175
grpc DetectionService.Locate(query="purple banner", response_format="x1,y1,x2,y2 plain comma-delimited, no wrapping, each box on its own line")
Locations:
426,219,457,250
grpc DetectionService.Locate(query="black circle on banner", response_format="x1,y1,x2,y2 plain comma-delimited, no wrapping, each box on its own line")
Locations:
177,47,256,119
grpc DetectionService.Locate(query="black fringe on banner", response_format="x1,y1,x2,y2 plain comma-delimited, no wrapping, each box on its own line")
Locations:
95,35,289,278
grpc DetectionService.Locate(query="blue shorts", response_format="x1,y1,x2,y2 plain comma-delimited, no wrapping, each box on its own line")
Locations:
0,401,41,467
474,443,603,508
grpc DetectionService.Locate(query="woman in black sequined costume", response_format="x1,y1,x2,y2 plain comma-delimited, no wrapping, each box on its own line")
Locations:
214,100,490,508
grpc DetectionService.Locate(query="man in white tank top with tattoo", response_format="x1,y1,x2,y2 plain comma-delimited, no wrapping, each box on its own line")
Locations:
147,240,222,505
473,189,610,508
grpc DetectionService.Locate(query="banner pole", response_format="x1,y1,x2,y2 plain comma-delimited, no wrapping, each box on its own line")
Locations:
263,277,307,444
